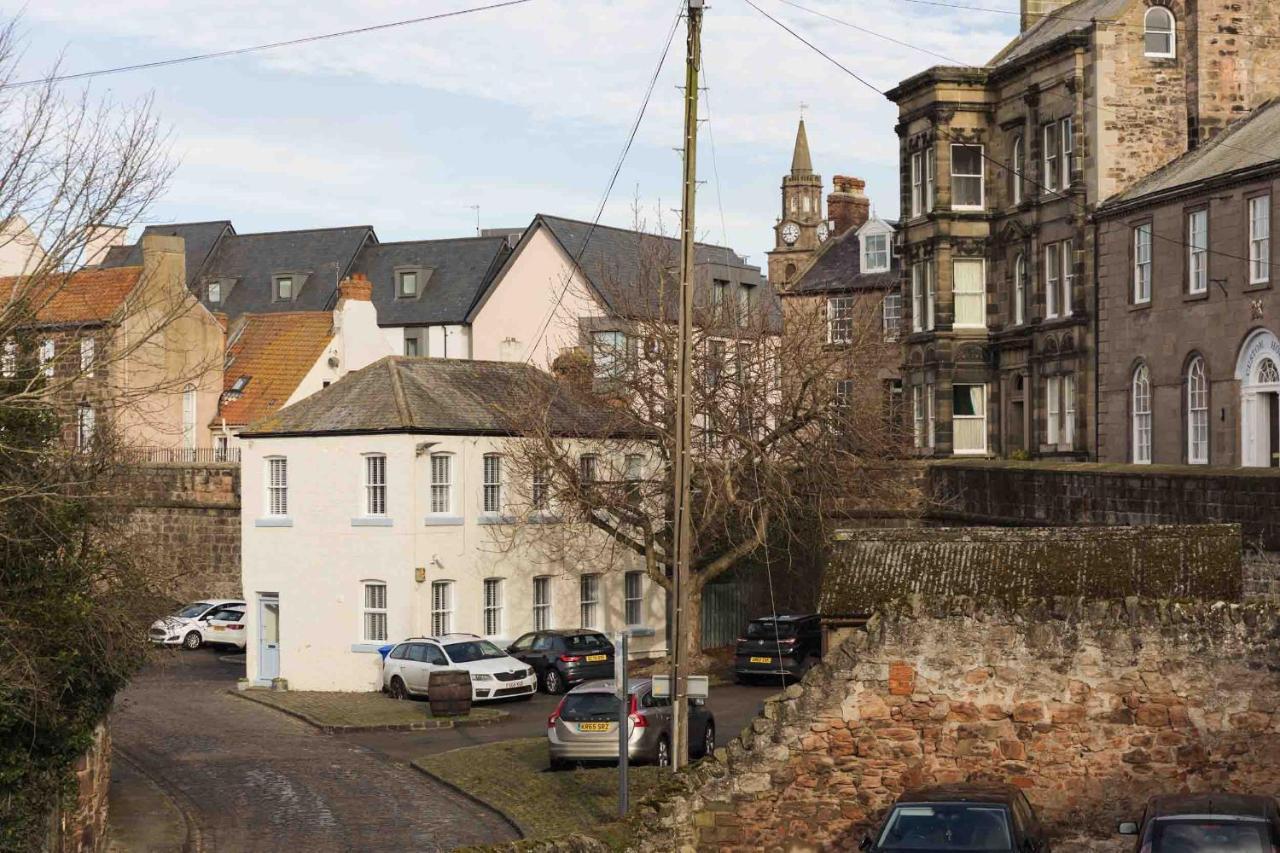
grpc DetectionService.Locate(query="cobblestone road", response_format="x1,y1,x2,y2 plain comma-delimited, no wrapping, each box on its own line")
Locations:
110,651,518,852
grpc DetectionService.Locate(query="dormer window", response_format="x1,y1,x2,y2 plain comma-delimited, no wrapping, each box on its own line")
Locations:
274,275,294,302
207,281,222,304
862,233,890,273
1144,7,1175,58
230,375,250,395
398,270,418,298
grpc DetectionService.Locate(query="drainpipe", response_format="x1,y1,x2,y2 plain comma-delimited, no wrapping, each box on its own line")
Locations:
1092,213,1100,460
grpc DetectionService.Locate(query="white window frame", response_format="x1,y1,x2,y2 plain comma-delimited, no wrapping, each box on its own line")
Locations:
532,465,549,511
80,336,95,377
951,383,987,455
1014,253,1026,325
533,576,552,631
579,574,601,629
1250,195,1270,284
266,456,288,517
483,578,503,637
482,453,503,514
1046,376,1062,446
883,291,901,342
925,146,936,212
912,385,924,448
1063,375,1076,449
1,339,15,377
431,580,454,636
1011,135,1024,206
1188,209,1208,295
925,262,936,330
364,453,388,516
39,339,54,378
952,258,986,329
363,581,388,643
76,403,95,451
827,295,854,344
862,233,890,273
398,270,418,298
1187,357,1208,464
834,378,854,411
1045,243,1061,320
1132,364,1152,464
950,144,984,211
911,151,924,218
1043,122,1059,193
1144,6,1176,58
624,571,644,626
274,275,294,302
1059,117,1073,189
926,382,936,449
911,263,924,332
429,452,453,515
1134,223,1153,303
1061,238,1074,317
207,281,221,304
592,330,628,379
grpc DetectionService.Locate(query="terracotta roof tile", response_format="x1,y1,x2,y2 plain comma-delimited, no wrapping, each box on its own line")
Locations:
1,266,143,325
218,311,334,427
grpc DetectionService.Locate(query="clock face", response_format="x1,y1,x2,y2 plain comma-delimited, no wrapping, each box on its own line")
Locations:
817,222,830,242
781,222,800,245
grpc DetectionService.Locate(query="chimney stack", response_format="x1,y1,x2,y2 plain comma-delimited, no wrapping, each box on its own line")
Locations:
337,273,373,303
827,176,870,238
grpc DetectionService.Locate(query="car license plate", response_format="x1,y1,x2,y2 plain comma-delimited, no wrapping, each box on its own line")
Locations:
212,626,225,631
586,654,607,662
750,656,772,664
578,722,610,732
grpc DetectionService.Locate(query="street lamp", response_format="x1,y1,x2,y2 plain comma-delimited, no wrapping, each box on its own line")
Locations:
615,624,655,818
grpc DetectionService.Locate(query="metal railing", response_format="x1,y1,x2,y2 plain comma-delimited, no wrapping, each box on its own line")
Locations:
130,446,240,464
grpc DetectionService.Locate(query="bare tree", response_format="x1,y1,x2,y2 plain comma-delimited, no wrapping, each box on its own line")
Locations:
495,221,917,665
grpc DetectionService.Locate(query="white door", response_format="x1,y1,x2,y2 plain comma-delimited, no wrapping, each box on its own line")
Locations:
258,595,280,680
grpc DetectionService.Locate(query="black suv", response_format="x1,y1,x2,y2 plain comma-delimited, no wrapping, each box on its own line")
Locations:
1119,793,1280,851
506,629,615,694
862,783,1051,852
733,613,821,684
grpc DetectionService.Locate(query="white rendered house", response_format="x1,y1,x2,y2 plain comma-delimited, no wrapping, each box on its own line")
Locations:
239,356,665,691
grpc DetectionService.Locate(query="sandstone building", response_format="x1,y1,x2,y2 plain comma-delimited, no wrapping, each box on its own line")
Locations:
886,0,1280,458
1096,99,1280,467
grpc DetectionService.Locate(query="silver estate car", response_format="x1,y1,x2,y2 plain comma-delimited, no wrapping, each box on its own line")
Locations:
546,678,716,769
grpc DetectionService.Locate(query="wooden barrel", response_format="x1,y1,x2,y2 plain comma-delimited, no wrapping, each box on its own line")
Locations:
428,669,473,717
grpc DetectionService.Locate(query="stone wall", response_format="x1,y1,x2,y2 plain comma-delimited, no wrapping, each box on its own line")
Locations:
129,463,241,601
631,599,1280,853
49,723,110,853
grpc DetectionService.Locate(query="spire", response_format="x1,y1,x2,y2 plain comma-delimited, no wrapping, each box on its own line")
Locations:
790,119,814,176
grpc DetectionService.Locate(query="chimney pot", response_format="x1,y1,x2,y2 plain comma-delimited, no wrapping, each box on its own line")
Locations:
827,174,870,238
337,273,373,302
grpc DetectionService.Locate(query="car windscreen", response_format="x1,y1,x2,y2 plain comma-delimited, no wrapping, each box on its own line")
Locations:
444,640,507,663
876,804,1013,851
560,692,620,722
563,633,613,653
1152,820,1271,852
175,602,212,619
746,620,797,640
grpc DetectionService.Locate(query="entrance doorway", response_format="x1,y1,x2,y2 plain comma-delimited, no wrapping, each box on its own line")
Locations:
258,594,280,681
1236,329,1280,467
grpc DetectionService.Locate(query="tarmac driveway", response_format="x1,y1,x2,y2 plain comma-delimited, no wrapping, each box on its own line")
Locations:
109,650,518,852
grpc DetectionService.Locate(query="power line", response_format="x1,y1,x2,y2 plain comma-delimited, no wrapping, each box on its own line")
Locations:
4,0,537,90
894,0,1280,44
774,0,959,64
746,0,1280,272
521,1,685,364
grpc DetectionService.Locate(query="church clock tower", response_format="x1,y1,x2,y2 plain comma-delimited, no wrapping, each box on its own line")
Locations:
767,119,826,290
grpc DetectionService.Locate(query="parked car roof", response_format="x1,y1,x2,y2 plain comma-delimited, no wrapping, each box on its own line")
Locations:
898,783,1026,805
533,629,609,637
1147,793,1279,819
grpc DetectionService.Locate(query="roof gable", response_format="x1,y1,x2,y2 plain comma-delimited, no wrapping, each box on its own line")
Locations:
354,236,511,326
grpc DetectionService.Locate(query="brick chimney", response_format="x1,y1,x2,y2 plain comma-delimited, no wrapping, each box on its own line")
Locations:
337,273,373,303
827,176,870,239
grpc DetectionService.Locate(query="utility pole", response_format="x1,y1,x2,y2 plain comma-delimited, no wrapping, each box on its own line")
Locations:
670,0,702,772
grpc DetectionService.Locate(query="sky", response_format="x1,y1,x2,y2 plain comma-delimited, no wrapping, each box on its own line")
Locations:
9,0,1018,267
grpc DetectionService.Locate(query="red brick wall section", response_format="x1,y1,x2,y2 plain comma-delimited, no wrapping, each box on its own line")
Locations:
55,722,110,853
629,599,1280,853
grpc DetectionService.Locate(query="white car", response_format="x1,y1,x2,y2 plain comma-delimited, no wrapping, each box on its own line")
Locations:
148,599,246,650
198,605,248,650
382,634,537,702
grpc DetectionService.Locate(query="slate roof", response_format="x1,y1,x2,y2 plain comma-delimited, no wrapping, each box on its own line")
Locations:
988,0,1131,68
819,525,1242,617
100,221,232,287
501,214,772,324
2,266,144,326
787,227,901,296
351,237,510,326
243,356,639,438
217,312,335,427
1102,99,1280,209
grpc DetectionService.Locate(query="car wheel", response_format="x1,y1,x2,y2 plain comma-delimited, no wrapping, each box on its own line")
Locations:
655,737,671,768
543,668,565,695
701,722,716,758
182,631,202,650
389,676,408,700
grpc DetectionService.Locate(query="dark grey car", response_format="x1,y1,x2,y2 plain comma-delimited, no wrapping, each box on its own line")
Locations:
546,678,715,769
1119,793,1280,851
507,630,615,694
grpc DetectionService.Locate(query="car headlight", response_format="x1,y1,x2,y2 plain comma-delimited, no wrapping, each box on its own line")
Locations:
472,674,493,682
525,668,534,678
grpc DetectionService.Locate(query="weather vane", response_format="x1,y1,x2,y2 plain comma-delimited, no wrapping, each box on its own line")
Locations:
799,101,809,120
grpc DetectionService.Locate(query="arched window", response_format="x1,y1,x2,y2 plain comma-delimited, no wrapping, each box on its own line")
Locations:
1132,363,1152,464
1187,357,1208,464
1014,253,1026,325
1144,7,1175,58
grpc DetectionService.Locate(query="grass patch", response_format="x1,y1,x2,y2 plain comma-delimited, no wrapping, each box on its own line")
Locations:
236,689,503,730
415,737,664,843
